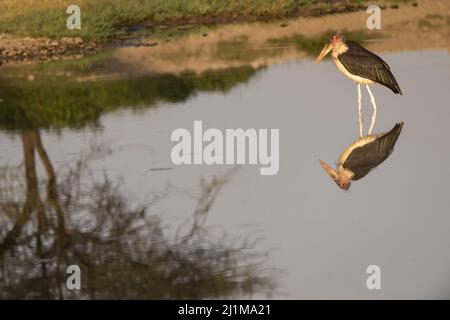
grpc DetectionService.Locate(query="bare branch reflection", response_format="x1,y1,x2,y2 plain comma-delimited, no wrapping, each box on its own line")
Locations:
0,131,275,299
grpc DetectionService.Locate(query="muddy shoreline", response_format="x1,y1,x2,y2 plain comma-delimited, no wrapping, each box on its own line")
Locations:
0,1,417,66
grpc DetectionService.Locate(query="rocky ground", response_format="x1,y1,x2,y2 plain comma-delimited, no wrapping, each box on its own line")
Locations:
0,34,104,65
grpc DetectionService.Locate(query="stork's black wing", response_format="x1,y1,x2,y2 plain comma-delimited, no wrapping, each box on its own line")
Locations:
338,41,402,94
343,123,404,180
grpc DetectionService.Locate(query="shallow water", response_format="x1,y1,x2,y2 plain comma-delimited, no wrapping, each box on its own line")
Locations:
1,13,450,299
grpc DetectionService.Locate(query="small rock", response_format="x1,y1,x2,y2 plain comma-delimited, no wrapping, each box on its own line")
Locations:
280,23,288,28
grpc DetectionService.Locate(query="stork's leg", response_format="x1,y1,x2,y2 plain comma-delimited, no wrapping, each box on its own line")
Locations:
357,83,363,138
366,85,377,135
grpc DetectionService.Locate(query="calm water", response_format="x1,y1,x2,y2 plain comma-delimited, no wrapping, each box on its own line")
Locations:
1,22,450,299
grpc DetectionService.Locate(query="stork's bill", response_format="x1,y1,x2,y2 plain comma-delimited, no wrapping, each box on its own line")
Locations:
315,41,334,64
320,159,350,190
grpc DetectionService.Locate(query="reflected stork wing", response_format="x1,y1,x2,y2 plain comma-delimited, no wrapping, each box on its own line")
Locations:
343,122,404,180
338,41,402,94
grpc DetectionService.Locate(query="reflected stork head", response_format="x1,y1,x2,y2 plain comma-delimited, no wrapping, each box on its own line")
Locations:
319,159,351,191
336,177,351,191
315,31,345,64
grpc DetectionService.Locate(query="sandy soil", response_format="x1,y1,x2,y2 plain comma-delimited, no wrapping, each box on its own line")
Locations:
0,0,448,74
112,0,449,75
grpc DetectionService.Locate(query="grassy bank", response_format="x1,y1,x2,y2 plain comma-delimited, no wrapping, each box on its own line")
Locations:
0,0,412,41
0,65,260,130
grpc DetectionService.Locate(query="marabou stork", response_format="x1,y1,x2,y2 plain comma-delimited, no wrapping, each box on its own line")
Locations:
315,32,402,138
319,122,403,190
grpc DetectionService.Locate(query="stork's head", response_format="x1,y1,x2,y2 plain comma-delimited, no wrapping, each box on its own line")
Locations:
319,160,351,190
315,31,346,64
336,176,351,190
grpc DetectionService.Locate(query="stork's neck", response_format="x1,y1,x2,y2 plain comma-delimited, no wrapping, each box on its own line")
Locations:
331,42,349,58
337,165,354,181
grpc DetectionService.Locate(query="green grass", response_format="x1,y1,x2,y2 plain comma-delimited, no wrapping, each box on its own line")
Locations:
0,0,306,41
0,63,260,130
0,0,407,41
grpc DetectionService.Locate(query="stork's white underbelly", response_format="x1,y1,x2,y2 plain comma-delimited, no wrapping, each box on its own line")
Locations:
333,57,374,85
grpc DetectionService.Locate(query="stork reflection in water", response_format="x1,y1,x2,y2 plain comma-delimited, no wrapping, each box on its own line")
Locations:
315,32,402,138
319,122,404,190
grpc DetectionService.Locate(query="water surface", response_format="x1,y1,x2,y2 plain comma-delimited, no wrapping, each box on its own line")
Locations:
1,10,450,299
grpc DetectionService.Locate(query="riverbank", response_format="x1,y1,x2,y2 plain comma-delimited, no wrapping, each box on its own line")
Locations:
0,0,418,65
